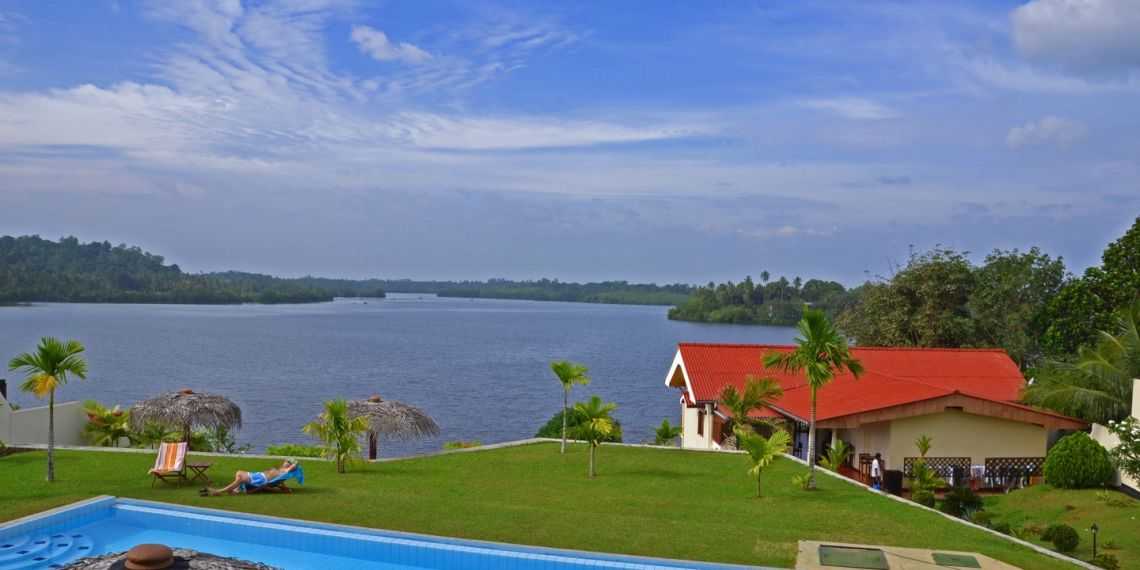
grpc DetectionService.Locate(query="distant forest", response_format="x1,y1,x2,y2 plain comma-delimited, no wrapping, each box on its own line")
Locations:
0,235,691,306
0,236,381,305
668,274,850,326
382,279,693,306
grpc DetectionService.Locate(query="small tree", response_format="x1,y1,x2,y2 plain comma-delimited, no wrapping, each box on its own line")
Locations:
1107,417,1140,482
654,419,682,446
739,429,791,497
572,396,616,478
303,399,369,473
550,360,590,454
9,337,88,482
909,434,944,497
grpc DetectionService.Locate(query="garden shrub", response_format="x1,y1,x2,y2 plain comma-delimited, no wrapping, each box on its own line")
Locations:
939,485,983,517
1090,553,1120,570
265,443,325,458
991,521,1012,535
911,489,936,508
1048,524,1079,553
968,510,993,527
1041,523,1063,542
535,409,622,443
1043,432,1115,488
443,440,482,450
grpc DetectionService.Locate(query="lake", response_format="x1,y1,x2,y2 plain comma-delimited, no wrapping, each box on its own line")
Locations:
0,295,796,456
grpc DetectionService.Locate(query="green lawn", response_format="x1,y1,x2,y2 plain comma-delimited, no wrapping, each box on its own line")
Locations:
985,484,1139,568
1,443,1076,569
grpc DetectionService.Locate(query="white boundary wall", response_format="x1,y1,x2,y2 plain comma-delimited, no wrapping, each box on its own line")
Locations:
0,393,87,446
1090,378,1140,491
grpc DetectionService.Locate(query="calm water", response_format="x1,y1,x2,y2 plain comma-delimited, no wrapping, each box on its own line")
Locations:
0,295,794,456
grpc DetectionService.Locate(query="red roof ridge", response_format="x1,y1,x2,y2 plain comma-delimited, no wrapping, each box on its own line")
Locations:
677,342,1009,354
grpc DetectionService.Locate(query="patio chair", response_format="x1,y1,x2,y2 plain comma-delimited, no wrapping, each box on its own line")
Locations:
240,463,304,494
150,442,189,486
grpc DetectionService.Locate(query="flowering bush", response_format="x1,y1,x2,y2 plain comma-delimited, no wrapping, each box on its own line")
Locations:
1107,417,1140,481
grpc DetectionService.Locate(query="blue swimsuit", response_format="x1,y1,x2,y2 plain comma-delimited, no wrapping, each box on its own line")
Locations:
248,472,268,487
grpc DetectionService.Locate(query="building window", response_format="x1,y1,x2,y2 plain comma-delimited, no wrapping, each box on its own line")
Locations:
697,410,705,436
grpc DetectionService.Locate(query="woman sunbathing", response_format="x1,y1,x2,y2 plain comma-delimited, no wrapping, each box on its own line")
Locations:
201,459,298,496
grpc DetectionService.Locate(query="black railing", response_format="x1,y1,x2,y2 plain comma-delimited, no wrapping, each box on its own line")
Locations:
984,457,1045,490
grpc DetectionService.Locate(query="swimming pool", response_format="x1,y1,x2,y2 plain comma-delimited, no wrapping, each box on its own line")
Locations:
0,497,766,569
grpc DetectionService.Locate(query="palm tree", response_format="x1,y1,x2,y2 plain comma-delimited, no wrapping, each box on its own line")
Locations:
303,399,370,473
82,400,130,447
738,429,791,497
719,376,783,436
763,307,863,490
550,360,590,454
573,396,616,478
9,337,88,482
654,419,682,446
1023,301,1139,424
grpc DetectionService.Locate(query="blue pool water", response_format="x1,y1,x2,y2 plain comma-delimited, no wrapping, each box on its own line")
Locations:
0,498,763,570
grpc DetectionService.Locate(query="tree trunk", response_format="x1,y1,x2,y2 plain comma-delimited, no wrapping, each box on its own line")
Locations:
588,443,596,478
368,431,378,460
560,389,568,454
757,474,762,497
47,390,55,482
806,388,817,490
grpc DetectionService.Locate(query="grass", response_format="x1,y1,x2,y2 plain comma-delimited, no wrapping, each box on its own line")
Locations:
985,484,1140,568
0,443,1078,569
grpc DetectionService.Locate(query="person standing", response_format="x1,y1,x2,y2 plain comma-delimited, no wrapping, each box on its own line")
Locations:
870,453,883,490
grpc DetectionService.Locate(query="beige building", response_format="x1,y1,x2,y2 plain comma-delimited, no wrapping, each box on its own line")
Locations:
665,343,1086,487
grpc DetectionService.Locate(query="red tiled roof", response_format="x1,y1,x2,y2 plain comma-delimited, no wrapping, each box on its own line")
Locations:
673,343,1031,421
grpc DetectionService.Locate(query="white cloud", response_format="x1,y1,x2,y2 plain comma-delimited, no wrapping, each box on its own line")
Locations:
1012,0,1140,73
797,98,898,120
1006,116,1088,149
350,25,431,65
389,113,700,150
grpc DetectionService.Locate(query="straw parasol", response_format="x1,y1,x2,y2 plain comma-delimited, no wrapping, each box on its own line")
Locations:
348,395,440,459
129,388,242,442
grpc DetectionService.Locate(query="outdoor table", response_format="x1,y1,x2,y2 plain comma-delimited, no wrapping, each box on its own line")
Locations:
187,462,212,484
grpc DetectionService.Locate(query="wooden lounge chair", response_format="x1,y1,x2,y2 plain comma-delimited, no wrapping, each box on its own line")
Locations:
149,442,189,486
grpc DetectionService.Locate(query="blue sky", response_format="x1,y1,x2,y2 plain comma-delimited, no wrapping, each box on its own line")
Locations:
0,0,1138,284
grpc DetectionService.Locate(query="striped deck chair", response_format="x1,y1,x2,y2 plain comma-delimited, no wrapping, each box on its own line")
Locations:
149,442,189,487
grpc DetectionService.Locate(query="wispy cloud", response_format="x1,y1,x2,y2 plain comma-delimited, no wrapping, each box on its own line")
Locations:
797,97,898,120
350,25,432,64
1006,116,1088,149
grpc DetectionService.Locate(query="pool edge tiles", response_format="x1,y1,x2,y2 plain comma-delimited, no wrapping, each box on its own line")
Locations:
4,498,773,570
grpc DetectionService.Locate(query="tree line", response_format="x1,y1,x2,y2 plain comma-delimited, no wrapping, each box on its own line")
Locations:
668,273,851,325
0,236,382,305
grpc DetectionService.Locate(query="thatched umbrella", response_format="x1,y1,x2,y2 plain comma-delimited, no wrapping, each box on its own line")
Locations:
348,395,439,460
130,388,242,442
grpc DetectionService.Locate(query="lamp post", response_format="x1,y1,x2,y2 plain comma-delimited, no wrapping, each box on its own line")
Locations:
1090,522,1099,558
